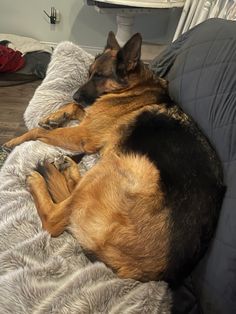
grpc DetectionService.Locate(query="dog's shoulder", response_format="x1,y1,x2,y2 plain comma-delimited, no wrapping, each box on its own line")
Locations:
119,105,222,191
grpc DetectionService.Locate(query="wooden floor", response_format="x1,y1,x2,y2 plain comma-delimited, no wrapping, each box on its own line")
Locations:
0,81,41,145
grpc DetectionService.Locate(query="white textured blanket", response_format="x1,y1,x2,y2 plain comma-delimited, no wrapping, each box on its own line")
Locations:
0,42,171,313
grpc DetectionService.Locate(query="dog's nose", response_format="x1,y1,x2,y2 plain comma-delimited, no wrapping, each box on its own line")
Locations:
73,90,81,104
73,90,94,107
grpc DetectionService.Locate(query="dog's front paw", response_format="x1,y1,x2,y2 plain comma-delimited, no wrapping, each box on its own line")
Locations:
2,138,19,152
38,112,69,130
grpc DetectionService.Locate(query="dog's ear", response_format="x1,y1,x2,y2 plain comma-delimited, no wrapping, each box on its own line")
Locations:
105,31,120,50
116,33,142,75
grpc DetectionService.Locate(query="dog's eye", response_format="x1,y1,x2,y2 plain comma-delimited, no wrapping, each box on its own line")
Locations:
93,72,104,79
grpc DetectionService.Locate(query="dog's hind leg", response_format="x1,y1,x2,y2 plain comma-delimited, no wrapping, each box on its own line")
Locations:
54,156,82,193
36,157,81,203
36,161,71,203
27,170,72,236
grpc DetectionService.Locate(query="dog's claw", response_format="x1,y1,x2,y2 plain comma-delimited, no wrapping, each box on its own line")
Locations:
49,121,59,127
54,155,72,171
39,113,69,130
38,122,52,130
38,120,59,130
2,144,12,153
2,139,17,153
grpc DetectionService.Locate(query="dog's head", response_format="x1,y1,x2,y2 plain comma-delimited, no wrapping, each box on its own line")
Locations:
73,31,146,107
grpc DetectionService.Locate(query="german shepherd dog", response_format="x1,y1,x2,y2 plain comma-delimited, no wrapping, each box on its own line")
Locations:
3,32,225,286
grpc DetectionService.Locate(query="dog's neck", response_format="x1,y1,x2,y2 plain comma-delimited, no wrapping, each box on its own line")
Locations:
93,92,170,121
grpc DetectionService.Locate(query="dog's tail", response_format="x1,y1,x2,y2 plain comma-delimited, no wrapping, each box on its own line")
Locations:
36,162,71,203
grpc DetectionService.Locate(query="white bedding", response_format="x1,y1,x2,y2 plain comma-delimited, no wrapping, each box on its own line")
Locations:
0,41,171,313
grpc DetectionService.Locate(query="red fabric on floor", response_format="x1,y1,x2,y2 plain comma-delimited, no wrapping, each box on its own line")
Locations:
0,46,25,72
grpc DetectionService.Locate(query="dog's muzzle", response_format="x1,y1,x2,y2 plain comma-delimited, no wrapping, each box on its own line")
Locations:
73,90,95,107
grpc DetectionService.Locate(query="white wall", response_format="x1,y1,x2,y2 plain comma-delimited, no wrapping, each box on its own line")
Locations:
0,0,181,48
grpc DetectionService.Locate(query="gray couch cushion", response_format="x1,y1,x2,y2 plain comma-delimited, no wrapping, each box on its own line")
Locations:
151,18,236,314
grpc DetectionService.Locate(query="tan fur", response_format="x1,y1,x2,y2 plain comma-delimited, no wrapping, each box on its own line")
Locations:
68,153,169,280
4,37,177,281
43,162,71,203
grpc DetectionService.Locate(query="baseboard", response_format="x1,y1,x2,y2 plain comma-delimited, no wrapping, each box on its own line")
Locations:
40,41,58,49
40,41,103,56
